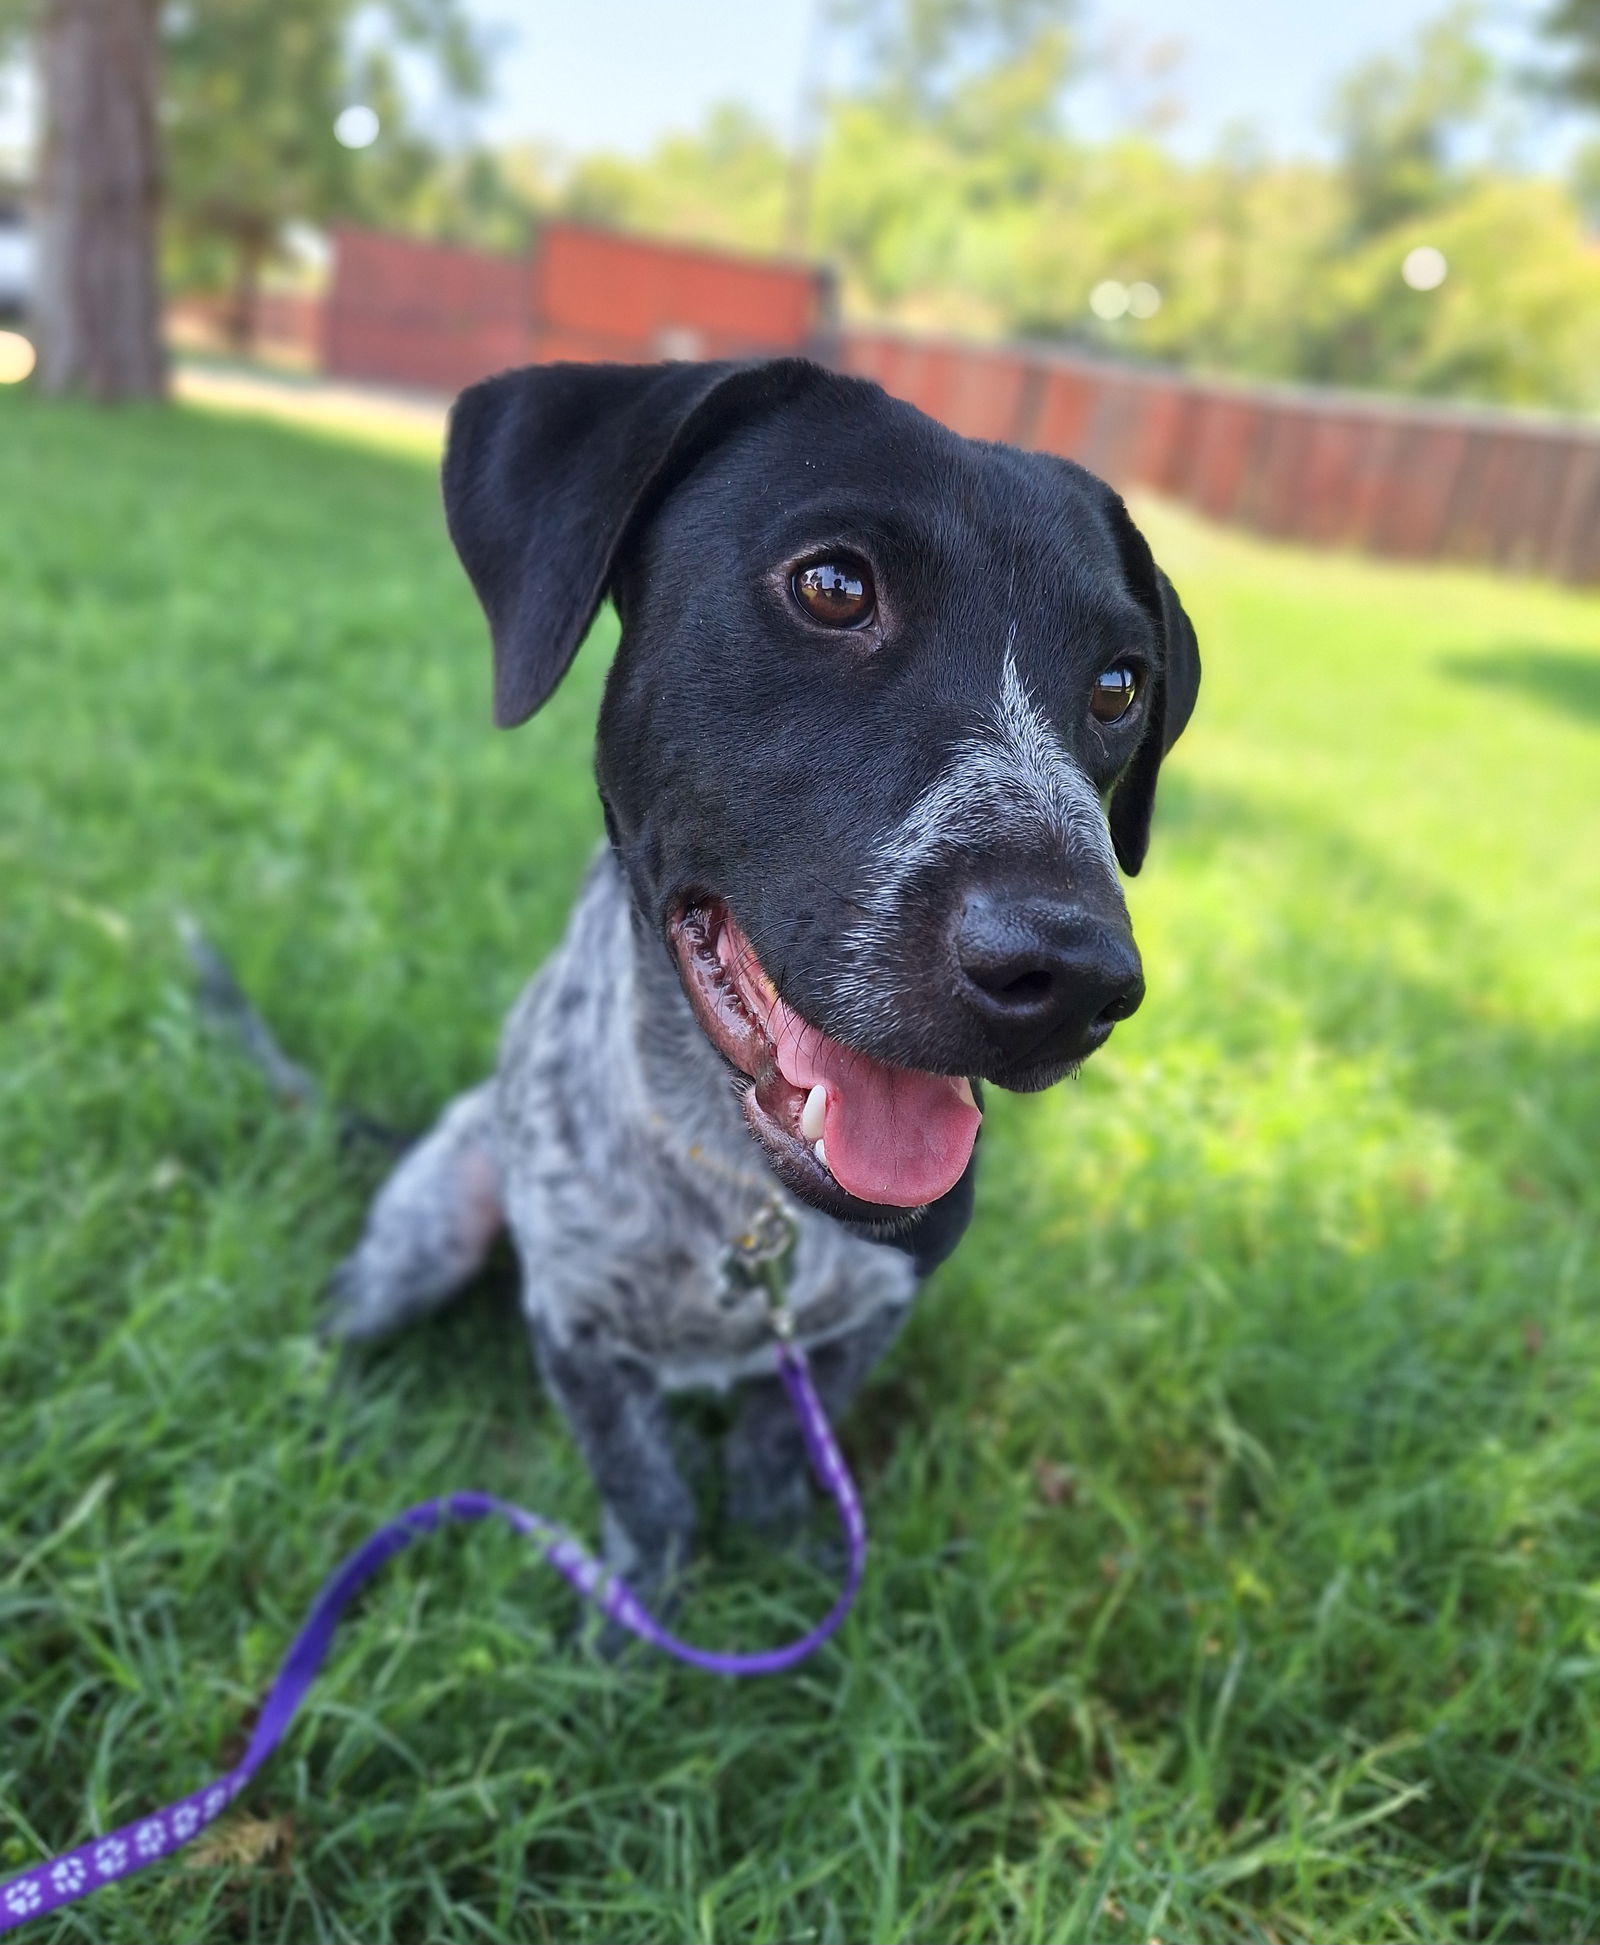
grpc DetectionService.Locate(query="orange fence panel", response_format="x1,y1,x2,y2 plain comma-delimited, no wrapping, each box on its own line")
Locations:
324,228,531,393
833,324,1600,585
528,222,828,365
326,221,829,394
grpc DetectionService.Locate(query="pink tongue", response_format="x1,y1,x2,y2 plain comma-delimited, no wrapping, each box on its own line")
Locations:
765,996,982,1209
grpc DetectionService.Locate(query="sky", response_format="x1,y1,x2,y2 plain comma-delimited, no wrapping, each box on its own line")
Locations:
0,0,1580,172
461,0,1578,165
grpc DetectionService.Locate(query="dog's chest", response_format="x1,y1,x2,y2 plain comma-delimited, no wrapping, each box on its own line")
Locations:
502,1129,915,1391
491,862,917,1389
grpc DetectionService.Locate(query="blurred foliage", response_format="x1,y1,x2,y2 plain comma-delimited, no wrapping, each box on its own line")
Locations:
564,105,796,260
1572,133,1600,222
398,141,557,254
1328,8,1493,241
1541,0,1600,107
548,0,1600,411
162,0,485,341
829,0,1078,119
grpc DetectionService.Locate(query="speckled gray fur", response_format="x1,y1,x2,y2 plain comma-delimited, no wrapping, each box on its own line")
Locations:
330,846,915,1596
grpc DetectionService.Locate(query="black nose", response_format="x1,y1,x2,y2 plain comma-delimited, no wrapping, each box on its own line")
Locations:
954,891,1145,1062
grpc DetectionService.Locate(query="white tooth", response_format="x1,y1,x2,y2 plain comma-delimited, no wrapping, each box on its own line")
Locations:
814,1138,829,1171
953,1076,976,1109
801,1083,827,1141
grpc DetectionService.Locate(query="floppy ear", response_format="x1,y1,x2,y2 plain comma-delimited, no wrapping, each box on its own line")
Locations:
442,359,816,728
1106,523,1201,876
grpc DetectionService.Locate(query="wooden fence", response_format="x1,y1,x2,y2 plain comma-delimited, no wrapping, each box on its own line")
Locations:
835,328,1600,585
322,222,831,396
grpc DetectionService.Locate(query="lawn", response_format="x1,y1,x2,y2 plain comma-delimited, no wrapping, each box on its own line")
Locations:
1,384,1597,1945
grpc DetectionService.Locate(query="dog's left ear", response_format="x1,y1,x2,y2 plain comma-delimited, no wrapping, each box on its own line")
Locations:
443,357,820,728
1105,507,1201,876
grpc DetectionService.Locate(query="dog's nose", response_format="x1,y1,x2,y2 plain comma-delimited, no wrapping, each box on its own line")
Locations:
954,892,1145,1060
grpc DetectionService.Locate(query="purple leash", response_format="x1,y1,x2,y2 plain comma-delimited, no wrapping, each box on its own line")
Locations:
0,1233,865,1934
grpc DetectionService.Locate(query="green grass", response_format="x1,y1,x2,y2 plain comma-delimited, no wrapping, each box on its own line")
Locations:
2,386,1597,1945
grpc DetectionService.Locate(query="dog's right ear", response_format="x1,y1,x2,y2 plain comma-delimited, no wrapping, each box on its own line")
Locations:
1100,496,1202,876
443,359,810,728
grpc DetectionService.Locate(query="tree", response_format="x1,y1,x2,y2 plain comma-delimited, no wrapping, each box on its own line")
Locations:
1540,0,1600,108
1571,134,1600,224
1326,5,1492,241
30,0,166,399
565,106,791,257
831,0,1078,123
0,0,485,394
403,142,553,256
163,0,485,348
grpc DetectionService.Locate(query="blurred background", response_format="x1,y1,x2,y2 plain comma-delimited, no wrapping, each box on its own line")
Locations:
2,0,1599,574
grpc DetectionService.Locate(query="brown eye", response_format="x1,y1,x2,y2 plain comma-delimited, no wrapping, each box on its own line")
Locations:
1091,666,1139,723
792,558,875,628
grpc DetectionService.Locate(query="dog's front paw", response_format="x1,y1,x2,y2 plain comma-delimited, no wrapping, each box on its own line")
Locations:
725,1461,814,1543
573,1602,664,1664
568,1527,690,1662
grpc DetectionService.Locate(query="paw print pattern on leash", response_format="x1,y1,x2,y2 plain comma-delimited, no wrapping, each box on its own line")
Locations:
93,1837,128,1879
2,1880,41,1919
0,1339,862,1934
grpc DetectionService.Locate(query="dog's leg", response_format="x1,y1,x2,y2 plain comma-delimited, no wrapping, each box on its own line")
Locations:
326,1081,503,1339
724,1304,906,1537
529,1315,698,1639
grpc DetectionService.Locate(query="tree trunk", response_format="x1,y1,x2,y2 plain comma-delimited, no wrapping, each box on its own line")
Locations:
34,0,166,401
225,229,268,354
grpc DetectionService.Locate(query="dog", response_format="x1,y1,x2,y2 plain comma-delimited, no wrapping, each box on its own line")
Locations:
329,356,1200,1610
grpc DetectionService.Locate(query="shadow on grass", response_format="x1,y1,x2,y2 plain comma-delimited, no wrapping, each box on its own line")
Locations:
1439,645,1600,729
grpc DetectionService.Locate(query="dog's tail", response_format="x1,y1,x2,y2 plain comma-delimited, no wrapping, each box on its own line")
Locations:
180,915,504,1339
177,914,408,1154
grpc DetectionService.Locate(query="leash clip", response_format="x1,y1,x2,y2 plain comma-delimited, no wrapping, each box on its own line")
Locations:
731,1199,799,1339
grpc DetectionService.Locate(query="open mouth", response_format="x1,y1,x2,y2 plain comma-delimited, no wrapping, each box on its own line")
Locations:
667,899,983,1222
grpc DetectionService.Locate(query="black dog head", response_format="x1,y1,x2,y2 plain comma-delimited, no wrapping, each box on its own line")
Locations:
443,358,1199,1224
